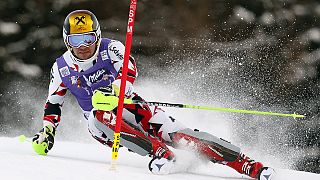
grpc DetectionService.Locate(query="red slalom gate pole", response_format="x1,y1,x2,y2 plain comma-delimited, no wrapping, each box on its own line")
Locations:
111,0,138,168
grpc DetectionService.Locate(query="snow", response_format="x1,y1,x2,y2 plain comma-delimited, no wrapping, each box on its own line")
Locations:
260,12,275,25
1,77,319,179
0,137,320,180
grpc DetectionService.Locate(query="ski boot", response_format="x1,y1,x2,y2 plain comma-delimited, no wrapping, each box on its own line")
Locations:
148,136,175,175
257,167,275,180
227,153,275,180
171,129,275,179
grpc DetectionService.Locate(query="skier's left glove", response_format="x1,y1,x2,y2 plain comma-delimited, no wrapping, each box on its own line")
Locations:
92,85,119,111
32,124,56,156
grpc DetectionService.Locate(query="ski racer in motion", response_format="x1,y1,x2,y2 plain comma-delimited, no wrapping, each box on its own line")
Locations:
32,10,274,180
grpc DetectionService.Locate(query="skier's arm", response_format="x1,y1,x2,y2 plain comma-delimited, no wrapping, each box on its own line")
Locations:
108,40,137,97
43,62,67,128
32,62,67,155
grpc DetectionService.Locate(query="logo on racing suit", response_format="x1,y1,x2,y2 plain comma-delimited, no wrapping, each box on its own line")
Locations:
70,76,82,88
88,69,106,83
108,44,124,62
59,66,70,77
70,76,78,85
81,69,115,88
100,50,108,61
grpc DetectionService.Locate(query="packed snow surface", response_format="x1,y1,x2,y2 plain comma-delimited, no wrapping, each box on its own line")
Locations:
0,137,319,180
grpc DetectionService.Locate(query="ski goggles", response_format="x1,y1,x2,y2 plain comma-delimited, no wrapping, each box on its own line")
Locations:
67,32,98,48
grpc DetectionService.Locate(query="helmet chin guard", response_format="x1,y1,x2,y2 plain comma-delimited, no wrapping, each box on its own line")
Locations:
63,10,101,63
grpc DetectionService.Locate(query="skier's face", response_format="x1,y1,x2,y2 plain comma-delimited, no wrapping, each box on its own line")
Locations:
72,44,96,60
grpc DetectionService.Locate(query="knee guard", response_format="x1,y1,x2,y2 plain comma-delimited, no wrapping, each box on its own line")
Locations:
171,128,240,162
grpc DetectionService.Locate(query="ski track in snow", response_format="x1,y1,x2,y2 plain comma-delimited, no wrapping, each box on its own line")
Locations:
0,137,319,180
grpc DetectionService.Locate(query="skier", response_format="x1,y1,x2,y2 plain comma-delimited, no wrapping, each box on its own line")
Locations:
32,10,274,180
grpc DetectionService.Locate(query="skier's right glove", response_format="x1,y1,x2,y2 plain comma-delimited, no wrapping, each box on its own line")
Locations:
32,124,56,155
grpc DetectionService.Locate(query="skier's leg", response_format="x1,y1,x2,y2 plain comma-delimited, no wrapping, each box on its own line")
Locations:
89,93,273,178
87,110,114,147
171,128,240,162
129,103,267,179
88,108,174,159
171,128,269,179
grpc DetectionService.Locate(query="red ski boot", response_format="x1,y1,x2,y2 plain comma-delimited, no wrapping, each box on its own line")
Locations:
169,129,275,179
226,153,264,179
149,136,175,160
148,136,176,174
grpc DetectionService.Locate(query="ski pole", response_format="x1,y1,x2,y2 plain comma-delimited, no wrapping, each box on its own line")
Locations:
111,0,138,170
124,100,305,118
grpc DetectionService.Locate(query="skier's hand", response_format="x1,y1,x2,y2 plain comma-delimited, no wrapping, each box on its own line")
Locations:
92,85,119,111
32,124,56,155
95,85,117,97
